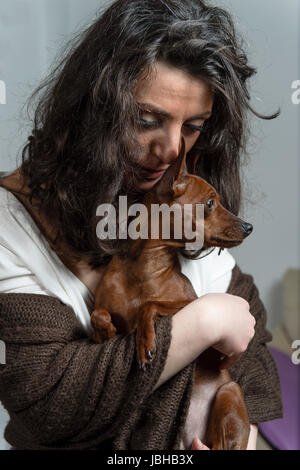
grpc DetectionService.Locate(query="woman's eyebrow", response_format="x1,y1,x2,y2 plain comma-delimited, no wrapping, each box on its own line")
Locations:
138,102,212,121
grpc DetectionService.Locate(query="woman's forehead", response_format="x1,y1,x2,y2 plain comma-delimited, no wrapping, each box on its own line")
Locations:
134,61,214,120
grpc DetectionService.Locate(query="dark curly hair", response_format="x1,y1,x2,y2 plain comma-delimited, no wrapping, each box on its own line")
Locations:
13,0,279,268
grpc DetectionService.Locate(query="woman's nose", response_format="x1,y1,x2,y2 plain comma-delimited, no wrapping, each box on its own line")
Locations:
150,132,182,165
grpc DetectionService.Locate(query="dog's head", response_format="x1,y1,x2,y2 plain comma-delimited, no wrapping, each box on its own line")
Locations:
154,137,253,249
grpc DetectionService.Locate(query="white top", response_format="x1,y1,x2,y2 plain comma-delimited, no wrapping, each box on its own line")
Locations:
0,186,236,336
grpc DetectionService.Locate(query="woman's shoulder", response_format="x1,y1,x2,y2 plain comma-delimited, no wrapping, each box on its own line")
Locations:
0,184,54,296
0,169,27,217
0,185,22,234
0,184,12,207
0,185,32,243
0,170,50,250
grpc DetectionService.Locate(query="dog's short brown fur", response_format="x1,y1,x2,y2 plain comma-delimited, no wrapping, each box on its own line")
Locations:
91,138,252,449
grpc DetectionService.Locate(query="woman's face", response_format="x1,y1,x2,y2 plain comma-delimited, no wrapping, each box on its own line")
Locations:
134,61,214,190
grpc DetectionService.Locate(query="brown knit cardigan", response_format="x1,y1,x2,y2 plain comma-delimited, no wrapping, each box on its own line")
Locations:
0,264,283,450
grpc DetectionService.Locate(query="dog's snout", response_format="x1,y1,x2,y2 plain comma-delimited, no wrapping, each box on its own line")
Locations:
240,222,253,236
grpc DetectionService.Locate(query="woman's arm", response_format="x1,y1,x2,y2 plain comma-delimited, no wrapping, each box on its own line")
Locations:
0,288,255,450
0,293,180,450
154,291,256,390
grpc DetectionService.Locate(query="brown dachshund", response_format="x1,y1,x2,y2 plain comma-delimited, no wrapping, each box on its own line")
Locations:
91,138,252,450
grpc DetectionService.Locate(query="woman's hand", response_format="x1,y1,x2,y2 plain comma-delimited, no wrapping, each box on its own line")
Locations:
191,438,210,450
198,293,256,369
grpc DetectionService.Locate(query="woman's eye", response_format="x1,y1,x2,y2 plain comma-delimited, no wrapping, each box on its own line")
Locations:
184,124,204,134
137,111,161,129
137,118,160,129
136,112,205,133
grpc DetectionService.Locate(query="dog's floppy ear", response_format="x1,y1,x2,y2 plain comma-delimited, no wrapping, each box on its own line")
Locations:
156,137,189,198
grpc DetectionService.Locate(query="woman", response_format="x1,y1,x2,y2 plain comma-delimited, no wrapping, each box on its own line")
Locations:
0,0,282,450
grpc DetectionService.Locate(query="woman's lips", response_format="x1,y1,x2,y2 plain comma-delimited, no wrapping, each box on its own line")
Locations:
139,168,167,180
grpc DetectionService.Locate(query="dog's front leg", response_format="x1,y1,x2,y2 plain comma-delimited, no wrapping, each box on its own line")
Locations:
136,300,191,368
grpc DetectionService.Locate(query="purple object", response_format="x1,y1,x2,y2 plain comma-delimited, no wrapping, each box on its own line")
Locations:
259,346,300,450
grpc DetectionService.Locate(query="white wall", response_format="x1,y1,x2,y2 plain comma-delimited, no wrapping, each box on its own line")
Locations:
0,0,107,172
219,0,300,329
0,0,299,450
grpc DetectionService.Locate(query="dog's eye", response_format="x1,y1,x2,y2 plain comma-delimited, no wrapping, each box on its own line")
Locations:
206,199,214,209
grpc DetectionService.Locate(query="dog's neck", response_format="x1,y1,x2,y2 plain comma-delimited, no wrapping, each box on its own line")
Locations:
127,237,182,281
125,190,185,280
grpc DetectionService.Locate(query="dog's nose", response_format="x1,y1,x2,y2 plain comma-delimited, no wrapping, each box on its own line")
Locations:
241,222,253,236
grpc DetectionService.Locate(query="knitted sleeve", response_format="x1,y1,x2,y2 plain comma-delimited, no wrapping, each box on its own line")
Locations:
0,293,194,450
227,265,283,423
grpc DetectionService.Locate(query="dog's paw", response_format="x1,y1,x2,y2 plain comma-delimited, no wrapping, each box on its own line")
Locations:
136,332,157,369
137,352,156,370
91,308,117,343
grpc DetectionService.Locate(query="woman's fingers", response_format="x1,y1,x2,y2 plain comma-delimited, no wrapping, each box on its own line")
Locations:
191,437,210,450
